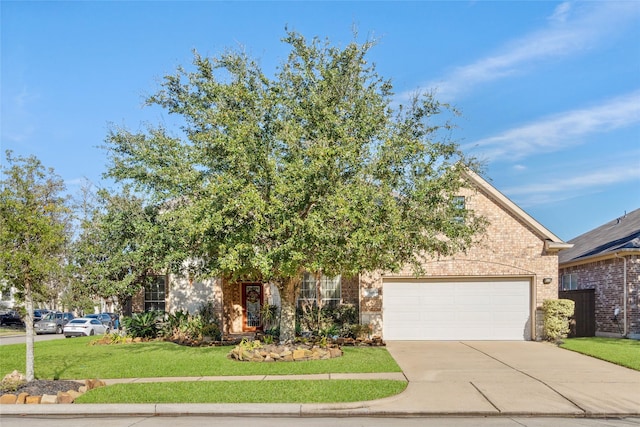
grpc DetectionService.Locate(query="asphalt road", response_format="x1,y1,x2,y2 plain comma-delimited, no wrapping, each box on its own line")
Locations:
0,331,65,345
0,416,638,427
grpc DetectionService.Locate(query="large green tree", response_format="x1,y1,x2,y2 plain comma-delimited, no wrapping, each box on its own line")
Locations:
71,185,168,314
0,151,70,380
105,32,485,342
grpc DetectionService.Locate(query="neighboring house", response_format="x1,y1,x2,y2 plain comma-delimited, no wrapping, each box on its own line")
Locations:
0,282,17,310
558,208,640,339
130,170,571,341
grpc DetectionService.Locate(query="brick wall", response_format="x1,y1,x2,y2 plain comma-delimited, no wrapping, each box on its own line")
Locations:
559,255,639,337
361,184,561,340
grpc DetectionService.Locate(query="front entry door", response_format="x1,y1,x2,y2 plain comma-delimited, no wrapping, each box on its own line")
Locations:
242,283,263,332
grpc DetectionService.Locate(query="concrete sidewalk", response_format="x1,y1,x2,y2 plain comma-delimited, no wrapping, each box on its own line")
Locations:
2,341,639,418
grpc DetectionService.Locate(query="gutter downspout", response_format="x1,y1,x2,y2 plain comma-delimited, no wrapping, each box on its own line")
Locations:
615,253,628,337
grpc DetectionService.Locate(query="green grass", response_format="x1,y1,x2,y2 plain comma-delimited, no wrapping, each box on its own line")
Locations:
76,380,407,404
0,337,405,404
0,337,401,380
560,337,640,371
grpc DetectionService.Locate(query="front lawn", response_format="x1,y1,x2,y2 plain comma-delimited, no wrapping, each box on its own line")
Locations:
0,337,405,404
559,337,640,371
0,337,401,379
77,379,407,404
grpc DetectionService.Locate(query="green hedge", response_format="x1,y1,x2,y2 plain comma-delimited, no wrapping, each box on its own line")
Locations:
542,299,575,341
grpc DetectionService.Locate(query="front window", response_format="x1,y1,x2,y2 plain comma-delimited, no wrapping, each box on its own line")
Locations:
299,273,341,307
561,273,578,291
145,276,166,312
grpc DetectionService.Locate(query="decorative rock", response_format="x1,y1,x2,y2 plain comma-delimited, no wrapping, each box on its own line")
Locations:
57,391,74,404
292,349,307,360
67,390,82,401
78,386,88,393
41,394,58,404
2,370,26,383
0,394,17,404
17,392,28,404
26,395,41,404
85,379,106,390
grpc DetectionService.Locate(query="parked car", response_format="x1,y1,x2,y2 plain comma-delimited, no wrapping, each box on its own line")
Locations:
85,313,113,330
0,310,24,327
63,318,108,338
34,311,74,334
105,312,120,330
33,309,51,323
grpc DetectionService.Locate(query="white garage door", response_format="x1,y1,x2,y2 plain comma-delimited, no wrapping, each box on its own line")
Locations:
383,279,531,340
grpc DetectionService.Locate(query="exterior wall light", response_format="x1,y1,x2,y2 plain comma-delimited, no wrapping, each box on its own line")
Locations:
543,277,553,284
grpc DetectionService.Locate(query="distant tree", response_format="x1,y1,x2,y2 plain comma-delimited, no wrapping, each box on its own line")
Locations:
104,31,485,342
0,151,70,381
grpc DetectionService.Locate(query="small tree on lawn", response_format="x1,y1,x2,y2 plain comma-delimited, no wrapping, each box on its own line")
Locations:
0,151,70,381
104,31,485,342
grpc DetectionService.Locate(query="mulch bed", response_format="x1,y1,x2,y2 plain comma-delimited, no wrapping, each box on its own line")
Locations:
2,380,84,397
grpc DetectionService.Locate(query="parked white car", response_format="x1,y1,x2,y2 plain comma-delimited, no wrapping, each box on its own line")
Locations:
63,317,108,338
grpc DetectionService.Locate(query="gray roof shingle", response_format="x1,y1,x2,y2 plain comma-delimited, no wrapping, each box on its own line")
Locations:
558,208,640,264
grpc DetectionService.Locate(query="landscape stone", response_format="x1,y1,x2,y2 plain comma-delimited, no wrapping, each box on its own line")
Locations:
0,394,17,404
25,395,41,404
57,391,74,403
17,392,28,404
40,394,58,404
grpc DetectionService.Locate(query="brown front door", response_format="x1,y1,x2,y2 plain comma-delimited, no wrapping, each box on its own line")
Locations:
242,283,263,332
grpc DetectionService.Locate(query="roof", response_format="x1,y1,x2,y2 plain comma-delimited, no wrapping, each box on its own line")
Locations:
463,169,571,250
559,208,640,265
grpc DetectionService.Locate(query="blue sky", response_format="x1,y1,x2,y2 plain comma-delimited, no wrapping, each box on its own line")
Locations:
2,1,639,241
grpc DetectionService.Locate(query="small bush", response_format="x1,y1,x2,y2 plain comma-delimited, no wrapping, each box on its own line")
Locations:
122,311,162,339
0,376,26,393
542,299,575,341
201,323,221,341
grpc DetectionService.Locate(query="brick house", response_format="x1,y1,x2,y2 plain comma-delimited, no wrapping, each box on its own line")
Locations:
131,170,571,341
558,209,640,339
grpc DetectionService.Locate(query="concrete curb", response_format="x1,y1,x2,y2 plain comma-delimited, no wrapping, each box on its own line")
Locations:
2,403,639,418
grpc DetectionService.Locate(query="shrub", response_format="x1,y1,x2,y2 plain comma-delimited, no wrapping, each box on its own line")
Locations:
296,303,362,340
542,299,575,341
121,311,162,339
201,322,221,341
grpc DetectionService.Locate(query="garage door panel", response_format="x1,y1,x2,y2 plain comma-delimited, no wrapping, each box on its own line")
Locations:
383,280,531,340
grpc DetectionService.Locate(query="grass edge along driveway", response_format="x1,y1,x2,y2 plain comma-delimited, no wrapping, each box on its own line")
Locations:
559,337,640,371
2,337,406,403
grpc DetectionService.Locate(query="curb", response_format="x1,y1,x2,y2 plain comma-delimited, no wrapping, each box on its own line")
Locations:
2,403,640,418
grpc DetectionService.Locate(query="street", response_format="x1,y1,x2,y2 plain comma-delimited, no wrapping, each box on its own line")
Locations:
0,332,65,346
0,416,638,427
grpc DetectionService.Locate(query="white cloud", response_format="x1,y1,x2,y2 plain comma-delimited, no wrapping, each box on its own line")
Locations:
410,1,640,100
462,91,640,162
1,85,39,143
501,155,640,207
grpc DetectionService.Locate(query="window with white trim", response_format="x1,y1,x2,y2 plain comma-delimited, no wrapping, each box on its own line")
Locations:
453,196,465,223
561,273,578,291
145,276,166,312
298,273,341,307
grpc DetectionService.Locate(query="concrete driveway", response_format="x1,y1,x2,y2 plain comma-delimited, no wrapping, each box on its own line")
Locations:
376,341,640,416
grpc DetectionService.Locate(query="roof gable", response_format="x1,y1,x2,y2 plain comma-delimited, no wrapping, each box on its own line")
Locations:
463,170,570,249
559,208,640,264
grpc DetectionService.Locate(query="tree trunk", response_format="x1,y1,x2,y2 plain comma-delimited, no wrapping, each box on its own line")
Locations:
278,276,300,343
24,281,35,382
